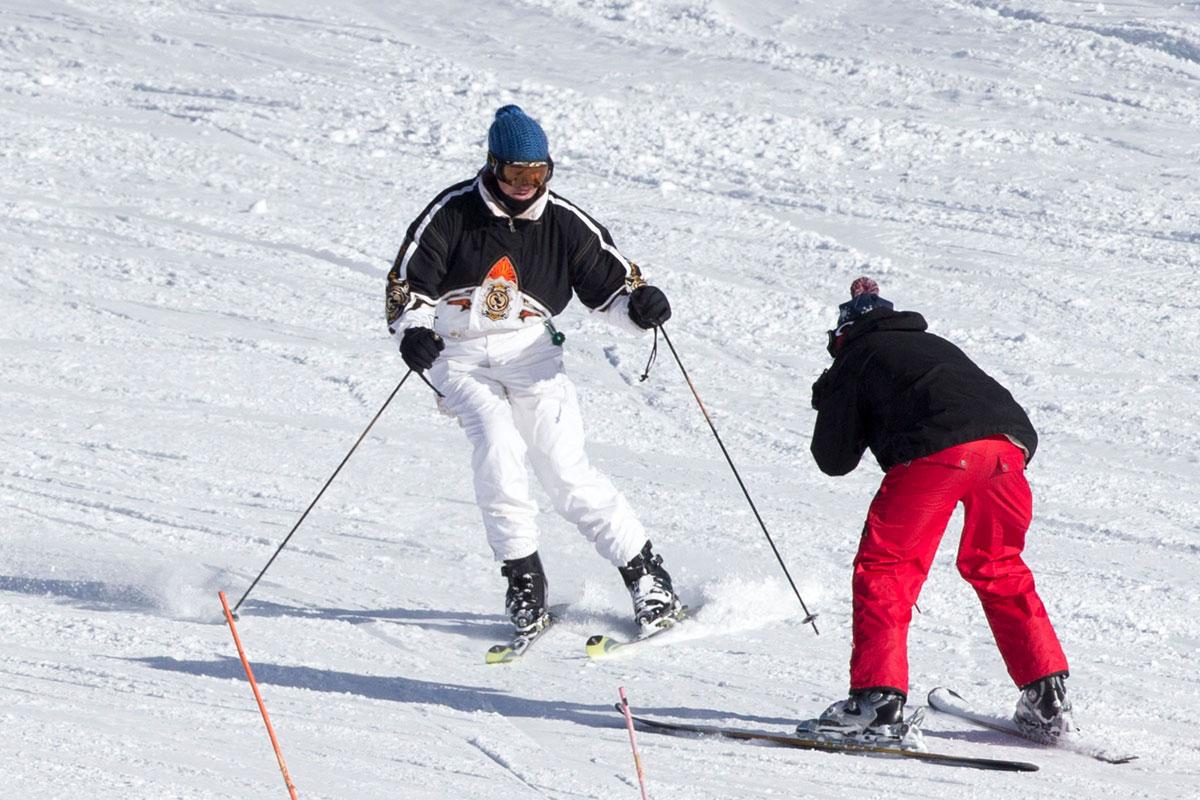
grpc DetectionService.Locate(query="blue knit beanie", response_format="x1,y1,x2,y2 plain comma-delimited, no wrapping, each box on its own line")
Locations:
836,277,893,327
487,105,549,162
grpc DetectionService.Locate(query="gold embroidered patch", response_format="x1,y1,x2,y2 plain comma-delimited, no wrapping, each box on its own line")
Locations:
626,261,646,290
385,270,411,325
484,284,511,320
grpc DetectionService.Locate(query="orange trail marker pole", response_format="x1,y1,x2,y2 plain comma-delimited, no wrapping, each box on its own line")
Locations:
618,686,651,800
219,591,299,799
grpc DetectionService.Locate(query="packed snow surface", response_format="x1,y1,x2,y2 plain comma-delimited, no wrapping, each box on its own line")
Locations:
2,1,1198,798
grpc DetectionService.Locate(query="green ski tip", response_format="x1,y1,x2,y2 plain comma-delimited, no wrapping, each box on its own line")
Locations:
485,645,517,665
585,634,621,659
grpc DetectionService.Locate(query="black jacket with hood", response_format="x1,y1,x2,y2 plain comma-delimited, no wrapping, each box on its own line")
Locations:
810,309,1038,475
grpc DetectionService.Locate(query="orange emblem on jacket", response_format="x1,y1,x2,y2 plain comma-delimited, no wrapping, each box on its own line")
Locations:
483,256,518,320
487,256,518,284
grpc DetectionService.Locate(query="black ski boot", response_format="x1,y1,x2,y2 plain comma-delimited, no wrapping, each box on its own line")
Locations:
618,541,682,631
798,687,925,750
1013,672,1076,743
501,552,549,635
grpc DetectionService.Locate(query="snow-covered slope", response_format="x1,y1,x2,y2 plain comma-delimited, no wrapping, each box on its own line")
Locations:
2,1,1198,797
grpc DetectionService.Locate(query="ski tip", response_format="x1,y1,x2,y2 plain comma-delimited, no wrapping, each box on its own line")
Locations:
926,686,964,704
585,635,620,659
1097,753,1139,765
485,645,515,665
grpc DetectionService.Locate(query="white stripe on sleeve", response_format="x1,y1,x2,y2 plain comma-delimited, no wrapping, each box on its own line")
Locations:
398,179,479,281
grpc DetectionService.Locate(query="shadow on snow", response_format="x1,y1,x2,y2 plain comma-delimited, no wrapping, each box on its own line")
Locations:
238,598,514,640
0,574,157,611
131,654,799,729
237,599,631,643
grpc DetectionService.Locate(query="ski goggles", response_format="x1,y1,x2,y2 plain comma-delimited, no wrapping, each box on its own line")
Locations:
493,159,552,188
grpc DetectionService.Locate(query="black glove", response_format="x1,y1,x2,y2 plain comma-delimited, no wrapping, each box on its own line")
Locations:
400,327,444,372
628,285,671,329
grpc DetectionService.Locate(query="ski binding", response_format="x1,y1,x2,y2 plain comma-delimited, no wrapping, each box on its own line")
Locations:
586,606,689,658
485,614,554,665
927,686,1136,764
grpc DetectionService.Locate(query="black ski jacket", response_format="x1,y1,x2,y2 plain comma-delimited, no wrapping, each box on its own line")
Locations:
810,309,1038,475
386,172,639,334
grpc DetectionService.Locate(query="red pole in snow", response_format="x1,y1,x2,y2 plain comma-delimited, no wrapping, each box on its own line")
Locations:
219,591,299,799
618,687,651,800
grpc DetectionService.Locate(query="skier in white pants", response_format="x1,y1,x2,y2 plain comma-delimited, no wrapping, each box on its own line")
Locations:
386,105,683,636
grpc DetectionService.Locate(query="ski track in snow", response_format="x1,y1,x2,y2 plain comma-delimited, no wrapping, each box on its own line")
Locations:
2,0,1198,797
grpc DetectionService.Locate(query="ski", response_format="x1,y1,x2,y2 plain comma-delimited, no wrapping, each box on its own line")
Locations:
585,606,689,659
485,615,555,665
615,705,1038,772
927,687,1137,765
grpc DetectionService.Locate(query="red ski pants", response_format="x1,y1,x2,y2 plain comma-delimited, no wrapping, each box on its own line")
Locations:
850,437,1068,695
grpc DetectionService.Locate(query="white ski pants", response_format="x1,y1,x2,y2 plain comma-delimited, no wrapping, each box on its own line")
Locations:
429,325,647,566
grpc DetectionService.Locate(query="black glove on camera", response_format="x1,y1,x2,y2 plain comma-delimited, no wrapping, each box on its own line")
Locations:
628,285,671,329
400,327,444,372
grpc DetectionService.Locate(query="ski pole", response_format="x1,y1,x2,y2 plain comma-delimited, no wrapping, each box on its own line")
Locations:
231,370,415,617
657,326,819,635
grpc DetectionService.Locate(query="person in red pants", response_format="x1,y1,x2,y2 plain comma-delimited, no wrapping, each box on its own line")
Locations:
797,277,1074,750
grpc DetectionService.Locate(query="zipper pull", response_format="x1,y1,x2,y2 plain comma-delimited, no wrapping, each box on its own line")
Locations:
544,319,565,346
